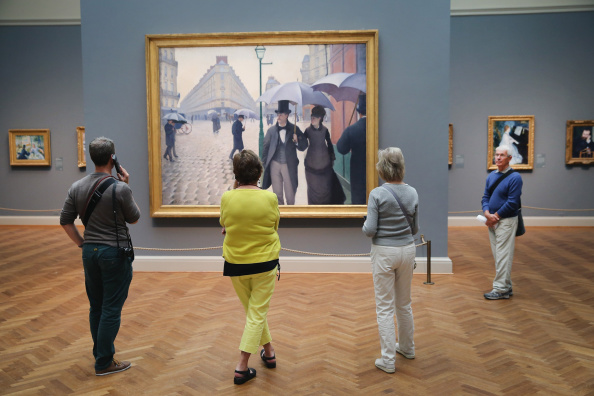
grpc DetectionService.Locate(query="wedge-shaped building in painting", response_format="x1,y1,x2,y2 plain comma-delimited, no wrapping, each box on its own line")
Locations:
179,56,257,122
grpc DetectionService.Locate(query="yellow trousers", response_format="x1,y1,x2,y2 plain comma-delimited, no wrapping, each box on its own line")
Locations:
231,267,277,354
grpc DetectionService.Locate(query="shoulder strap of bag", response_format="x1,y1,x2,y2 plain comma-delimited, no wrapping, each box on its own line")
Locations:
82,177,116,227
381,184,414,235
487,169,514,196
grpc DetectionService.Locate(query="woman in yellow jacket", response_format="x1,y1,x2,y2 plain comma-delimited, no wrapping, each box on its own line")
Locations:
220,149,281,385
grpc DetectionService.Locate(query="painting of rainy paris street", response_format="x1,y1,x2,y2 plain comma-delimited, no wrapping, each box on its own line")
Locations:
158,43,367,206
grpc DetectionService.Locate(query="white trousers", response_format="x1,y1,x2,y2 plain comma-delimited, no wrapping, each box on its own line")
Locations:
488,216,518,293
370,243,416,365
270,160,295,205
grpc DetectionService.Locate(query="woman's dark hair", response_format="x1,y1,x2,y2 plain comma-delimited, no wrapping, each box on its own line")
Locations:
233,149,263,185
89,137,115,167
311,105,326,128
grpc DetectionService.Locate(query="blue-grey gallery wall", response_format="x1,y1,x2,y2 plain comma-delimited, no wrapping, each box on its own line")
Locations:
3,6,591,260
0,26,84,210
78,0,451,258
450,12,594,217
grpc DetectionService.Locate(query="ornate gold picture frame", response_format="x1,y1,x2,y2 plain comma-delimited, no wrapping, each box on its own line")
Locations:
487,115,534,170
8,129,51,166
565,120,594,165
76,126,86,168
146,30,378,218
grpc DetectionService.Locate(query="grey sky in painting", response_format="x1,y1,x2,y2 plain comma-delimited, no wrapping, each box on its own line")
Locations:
176,45,310,102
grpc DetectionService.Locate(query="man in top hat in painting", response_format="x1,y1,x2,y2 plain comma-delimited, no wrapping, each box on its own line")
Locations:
262,100,306,205
337,93,367,204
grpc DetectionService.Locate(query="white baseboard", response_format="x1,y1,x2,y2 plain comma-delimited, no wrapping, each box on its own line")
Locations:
448,216,594,227
0,216,82,225
133,255,453,274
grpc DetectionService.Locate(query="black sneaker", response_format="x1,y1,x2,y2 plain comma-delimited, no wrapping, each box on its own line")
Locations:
484,290,510,300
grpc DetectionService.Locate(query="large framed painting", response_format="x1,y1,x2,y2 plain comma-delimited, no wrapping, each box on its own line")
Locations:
487,115,534,170
566,120,594,165
77,126,86,168
146,30,378,218
8,129,51,166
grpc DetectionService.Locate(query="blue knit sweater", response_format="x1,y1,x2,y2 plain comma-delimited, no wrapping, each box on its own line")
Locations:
481,168,523,218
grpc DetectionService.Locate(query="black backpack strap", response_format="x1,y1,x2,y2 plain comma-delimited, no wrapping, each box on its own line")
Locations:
82,177,116,227
382,184,414,235
487,169,514,196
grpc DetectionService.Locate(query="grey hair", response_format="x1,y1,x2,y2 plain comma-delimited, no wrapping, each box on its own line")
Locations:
89,137,115,166
376,147,405,182
496,145,512,157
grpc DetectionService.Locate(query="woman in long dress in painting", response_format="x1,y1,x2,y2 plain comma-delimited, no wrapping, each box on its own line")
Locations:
301,105,345,204
500,124,522,165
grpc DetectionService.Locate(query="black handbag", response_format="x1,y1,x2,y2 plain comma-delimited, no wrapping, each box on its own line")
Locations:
515,207,525,237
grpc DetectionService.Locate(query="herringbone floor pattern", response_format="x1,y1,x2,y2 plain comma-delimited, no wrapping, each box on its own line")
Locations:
0,226,593,395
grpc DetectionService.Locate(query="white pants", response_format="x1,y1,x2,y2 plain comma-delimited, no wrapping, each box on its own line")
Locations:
488,216,518,293
370,243,416,365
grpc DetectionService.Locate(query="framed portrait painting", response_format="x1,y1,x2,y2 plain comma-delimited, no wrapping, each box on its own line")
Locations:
487,115,534,170
565,120,594,165
77,126,86,168
146,30,378,218
8,129,51,166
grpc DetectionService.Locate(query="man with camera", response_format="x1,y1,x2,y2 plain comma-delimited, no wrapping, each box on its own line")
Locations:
60,137,140,376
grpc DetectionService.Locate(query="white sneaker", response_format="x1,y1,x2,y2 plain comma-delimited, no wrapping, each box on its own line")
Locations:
396,343,415,359
374,358,395,373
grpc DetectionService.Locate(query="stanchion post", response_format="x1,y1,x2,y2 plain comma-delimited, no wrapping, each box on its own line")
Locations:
423,239,434,285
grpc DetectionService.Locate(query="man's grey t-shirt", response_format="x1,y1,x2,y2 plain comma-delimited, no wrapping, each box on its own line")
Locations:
60,172,140,247
362,183,419,247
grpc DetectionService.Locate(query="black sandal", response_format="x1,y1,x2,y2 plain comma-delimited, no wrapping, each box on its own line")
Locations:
260,349,276,368
234,368,256,385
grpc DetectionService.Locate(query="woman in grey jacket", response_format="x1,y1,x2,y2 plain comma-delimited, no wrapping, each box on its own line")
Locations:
363,147,419,374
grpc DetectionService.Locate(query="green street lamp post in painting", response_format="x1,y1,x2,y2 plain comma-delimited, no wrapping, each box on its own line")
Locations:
255,45,271,159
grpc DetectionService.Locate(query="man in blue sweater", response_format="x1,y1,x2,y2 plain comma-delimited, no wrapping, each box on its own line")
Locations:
481,145,523,300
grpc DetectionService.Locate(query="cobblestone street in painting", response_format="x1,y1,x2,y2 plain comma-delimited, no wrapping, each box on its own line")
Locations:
161,118,312,206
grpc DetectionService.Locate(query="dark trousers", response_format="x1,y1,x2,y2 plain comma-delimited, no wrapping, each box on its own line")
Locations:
229,142,244,159
82,244,133,370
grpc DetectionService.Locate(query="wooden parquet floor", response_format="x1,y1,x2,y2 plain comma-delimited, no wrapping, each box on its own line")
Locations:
0,226,593,395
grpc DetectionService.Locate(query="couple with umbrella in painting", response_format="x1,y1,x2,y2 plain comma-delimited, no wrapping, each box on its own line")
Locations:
257,74,366,205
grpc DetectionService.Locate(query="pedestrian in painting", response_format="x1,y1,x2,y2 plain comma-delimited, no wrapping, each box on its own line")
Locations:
212,114,221,134
302,105,345,204
337,93,367,204
229,114,246,160
262,100,306,205
163,119,176,162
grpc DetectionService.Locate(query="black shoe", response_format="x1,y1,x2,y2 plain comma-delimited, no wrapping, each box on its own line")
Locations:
174,154,179,158
260,349,276,368
484,290,510,300
234,368,256,385
508,288,513,296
